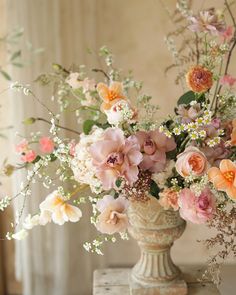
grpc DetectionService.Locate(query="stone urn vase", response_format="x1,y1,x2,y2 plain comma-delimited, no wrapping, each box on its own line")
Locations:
128,195,187,294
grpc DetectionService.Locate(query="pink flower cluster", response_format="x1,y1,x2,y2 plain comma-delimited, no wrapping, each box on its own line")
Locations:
89,128,177,190
178,187,215,224
15,137,54,163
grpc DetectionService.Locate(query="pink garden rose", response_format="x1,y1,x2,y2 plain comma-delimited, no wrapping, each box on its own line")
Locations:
39,137,54,153
136,130,176,173
220,75,236,87
176,146,208,177
21,150,37,163
159,188,179,211
89,128,143,190
178,187,215,224
96,195,129,234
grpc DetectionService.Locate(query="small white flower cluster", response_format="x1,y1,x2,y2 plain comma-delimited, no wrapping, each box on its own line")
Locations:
190,175,209,196
0,196,11,211
207,137,221,147
83,235,117,255
71,127,103,193
159,125,172,138
10,81,31,96
152,160,175,189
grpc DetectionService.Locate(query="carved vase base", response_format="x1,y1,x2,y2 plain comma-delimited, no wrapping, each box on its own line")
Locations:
129,277,188,295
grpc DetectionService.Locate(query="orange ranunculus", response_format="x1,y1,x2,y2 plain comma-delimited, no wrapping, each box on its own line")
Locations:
208,159,236,200
186,65,213,93
97,81,126,111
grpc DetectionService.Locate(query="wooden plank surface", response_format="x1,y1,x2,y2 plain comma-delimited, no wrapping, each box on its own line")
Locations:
93,267,220,295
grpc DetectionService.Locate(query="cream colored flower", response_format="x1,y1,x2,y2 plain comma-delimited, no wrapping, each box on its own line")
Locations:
39,191,82,226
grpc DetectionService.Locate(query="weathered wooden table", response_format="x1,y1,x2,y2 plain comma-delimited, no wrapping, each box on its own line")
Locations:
93,266,220,294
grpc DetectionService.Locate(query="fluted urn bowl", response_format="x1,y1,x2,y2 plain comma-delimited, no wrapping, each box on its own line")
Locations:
128,195,187,293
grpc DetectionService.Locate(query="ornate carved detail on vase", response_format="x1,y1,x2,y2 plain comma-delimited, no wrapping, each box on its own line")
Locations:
128,196,187,291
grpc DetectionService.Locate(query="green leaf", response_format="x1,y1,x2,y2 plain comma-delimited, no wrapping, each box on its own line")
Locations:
149,180,160,198
177,91,195,106
12,62,24,68
32,155,41,164
83,120,97,135
115,178,122,188
10,50,21,61
0,70,11,81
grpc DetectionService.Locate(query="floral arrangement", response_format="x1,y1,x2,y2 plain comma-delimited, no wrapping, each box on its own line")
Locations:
1,0,236,284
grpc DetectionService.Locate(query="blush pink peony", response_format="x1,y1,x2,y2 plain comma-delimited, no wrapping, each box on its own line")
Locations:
39,137,54,153
96,195,129,234
136,130,176,173
89,128,143,190
176,146,208,177
178,187,215,224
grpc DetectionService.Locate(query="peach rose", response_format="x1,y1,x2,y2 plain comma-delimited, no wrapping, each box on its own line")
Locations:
159,188,179,211
176,146,208,177
96,195,129,235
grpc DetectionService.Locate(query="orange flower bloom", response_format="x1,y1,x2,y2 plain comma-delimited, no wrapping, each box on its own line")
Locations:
208,159,236,200
186,65,213,93
97,81,126,111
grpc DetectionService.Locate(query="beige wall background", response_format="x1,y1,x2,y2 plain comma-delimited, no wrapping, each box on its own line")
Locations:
0,0,236,295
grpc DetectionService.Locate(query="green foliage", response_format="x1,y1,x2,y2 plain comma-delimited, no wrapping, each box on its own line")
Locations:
83,120,97,135
149,180,160,198
0,70,11,81
177,91,206,106
177,91,195,105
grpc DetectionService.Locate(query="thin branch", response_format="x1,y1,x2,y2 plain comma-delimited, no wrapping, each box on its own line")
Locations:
92,68,110,81
36,117,80,136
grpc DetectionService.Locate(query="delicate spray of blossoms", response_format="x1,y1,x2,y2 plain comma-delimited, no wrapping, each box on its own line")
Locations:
178,187,215,224
208,159,236,200
96,195,129,235
176,146,208,177
136,130,176,173
39,190,82,225
89,128,143,190
188,9,226,35
186,65,213,93
97,81,126,111
39,137,54,153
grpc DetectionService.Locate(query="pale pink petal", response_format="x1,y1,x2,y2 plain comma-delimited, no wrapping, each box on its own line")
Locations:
96,195,115,213
97,169,119,190
103,127,125,145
